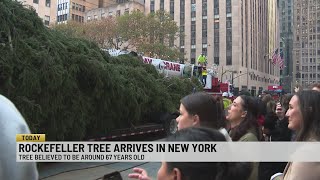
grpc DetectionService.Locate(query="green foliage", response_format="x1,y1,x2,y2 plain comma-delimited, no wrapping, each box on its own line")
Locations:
0,0,199,140
53,10,183,60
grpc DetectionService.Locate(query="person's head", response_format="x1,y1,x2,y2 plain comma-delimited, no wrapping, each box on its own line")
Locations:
275,102,285,119
280,94,293,113
262,112,277,136
222,92,228,98
311,83,320,92
158,127,252,180
286,90,320,141
226,95,259,141
261,90,268,97
266,100,276,113
176,92,225,130
261,94,273,104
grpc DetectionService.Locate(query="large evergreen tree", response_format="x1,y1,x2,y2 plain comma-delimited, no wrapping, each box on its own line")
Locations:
0,0,202,140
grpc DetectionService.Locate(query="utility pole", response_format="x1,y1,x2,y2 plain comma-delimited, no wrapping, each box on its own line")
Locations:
246,69,249,89
231,71,234,86
221,66,224,82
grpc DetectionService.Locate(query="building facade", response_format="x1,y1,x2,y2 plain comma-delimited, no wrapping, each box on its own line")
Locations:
279,0,294,93
85,0,144,22
57,0,100,24
19,0,57,26
293,0,320,89
144,0,280,94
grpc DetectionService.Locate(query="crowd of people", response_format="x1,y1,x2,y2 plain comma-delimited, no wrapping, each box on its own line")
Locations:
129,83,320,180
1,82,320,180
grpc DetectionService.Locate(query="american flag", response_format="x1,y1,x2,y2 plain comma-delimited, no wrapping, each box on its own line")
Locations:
271,48,279,65
278,50,285,69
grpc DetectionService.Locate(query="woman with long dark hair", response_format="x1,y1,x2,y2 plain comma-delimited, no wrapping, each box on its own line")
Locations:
226,95,261,141
226,95,261,180
129,127,252,180
271,90,320,180
176,92,231,140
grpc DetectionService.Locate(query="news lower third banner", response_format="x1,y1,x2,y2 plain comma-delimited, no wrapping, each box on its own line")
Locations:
16,135,320,162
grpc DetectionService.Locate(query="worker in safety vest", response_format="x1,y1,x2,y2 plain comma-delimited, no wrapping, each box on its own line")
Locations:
222,92,232,110
202,67,208,87
197,53,207,66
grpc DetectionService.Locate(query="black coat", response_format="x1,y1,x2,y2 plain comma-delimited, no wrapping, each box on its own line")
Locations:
271,117,292,141
259,117,292,180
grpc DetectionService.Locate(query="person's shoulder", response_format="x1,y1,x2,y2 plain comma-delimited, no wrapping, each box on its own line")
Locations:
287,162,320,179
0,95,17,109
0,94,31,134
239,132,258,141
219,128,233,141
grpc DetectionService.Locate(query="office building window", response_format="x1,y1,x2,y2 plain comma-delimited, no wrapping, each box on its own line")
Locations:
150,0,155,13
214,57,219,65
33,0,38,4
202,19,207,30
202,48,207,56
226,56,232,65
170,0,174,17
180,38,185,46
226,0,232,65
202,0,207,16
180,0,185,47
214,0,219,15
160,0,164,11
191,49,196,64
214,22,219,29
191,21,196,45
180,48,185,63
116,0,128,3
45,0,50,7
44,16,50,26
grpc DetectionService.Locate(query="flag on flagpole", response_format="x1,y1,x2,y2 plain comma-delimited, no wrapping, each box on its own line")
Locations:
271,48,279,65
277,49,282,64
278,50,285,69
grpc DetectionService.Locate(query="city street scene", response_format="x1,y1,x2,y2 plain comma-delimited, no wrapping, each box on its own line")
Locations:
1,0,320,179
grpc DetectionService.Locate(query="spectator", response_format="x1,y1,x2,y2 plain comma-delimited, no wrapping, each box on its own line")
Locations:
266,100,277,114
129,127,252,180
0,95,38,180
227,95,261,141
253,97,266,127
272,101,292,141
177,92,231,141
226,95,261,180
129,93,235,180
272,90,320,180
259,96,293,180
261,112,277,141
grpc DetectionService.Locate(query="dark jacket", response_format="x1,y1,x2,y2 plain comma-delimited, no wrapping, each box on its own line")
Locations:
259,117,291,180
271,117,292,141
